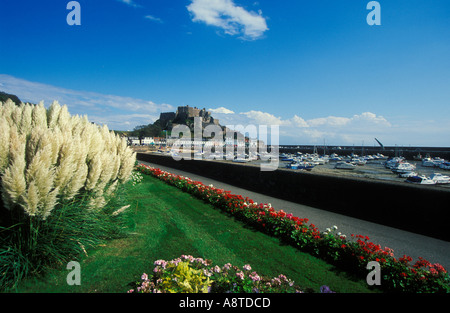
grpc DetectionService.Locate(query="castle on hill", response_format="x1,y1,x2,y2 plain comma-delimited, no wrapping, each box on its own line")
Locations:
159,105,221,131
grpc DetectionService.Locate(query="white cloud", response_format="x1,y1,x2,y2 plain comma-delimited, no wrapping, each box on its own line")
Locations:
290,115,309,128
307,116,350,127
117,0,141,8
240,110,286,125
144,15,163,23
207,106,398,145
208,106,235,114
350,112,391,127
0,74,173,131
187,0,268,40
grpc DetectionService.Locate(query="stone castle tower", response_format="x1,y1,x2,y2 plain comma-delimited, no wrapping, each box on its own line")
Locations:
159,105,220,130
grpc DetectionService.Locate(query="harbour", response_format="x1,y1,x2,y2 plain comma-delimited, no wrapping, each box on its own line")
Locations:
135,144,450,189
274,150,450,189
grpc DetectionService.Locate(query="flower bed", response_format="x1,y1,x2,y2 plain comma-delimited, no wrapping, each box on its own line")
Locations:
128,255,333,293
136,164,450,293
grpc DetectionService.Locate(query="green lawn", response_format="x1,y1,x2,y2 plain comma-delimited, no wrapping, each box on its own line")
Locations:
17,174,375,293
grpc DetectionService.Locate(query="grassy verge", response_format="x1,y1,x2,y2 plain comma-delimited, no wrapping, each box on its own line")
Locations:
16,174,375,293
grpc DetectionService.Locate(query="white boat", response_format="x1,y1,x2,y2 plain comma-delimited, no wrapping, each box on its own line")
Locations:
405,175,436,185
311,157,326,165
385,157,405,169
398,171,417,178
439,162,450,170
375,153,388,160
351,158,367,166
422,158,436,167
329,154,343,161
233,156,250,163
422,157,446,167
391,162,416,174
429,173,450,184
335,161,356,170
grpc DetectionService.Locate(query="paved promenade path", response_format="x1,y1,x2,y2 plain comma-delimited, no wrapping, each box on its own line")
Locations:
139,161,450,270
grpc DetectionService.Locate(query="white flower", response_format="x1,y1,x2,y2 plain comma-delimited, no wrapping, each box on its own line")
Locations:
333,225,338,230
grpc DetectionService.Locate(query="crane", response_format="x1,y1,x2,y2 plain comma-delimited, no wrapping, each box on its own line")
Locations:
374,138,384,150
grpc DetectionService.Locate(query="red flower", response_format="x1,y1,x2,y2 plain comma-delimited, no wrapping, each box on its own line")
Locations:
399,255,413,264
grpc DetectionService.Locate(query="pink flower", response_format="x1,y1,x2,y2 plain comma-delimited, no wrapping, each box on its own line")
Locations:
249,272,261,282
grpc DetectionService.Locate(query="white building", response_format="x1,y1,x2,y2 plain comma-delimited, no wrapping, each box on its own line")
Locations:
141,137,155,145
127,137,140,145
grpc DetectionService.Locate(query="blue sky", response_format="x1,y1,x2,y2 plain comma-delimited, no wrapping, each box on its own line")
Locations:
1,0,449,146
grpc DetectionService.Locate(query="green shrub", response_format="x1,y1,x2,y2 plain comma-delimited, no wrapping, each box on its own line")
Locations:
0,99,136,290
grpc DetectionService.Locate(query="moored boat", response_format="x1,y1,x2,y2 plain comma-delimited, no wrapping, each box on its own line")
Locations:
398,171,417,178
429,173,450,184
391,162,416,174
351,157,367,166
233,157,250,163
405,175,436,185
335,161,356,170
385,157,405,169
422,157,446,167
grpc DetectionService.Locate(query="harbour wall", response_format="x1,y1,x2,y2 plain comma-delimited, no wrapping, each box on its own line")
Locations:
136,153,450,242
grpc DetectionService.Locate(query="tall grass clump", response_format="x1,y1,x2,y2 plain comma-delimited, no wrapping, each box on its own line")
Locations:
0,99,136,290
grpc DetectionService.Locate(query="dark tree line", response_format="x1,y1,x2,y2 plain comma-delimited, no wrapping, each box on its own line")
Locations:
0,92,21,106
129,119,165,139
